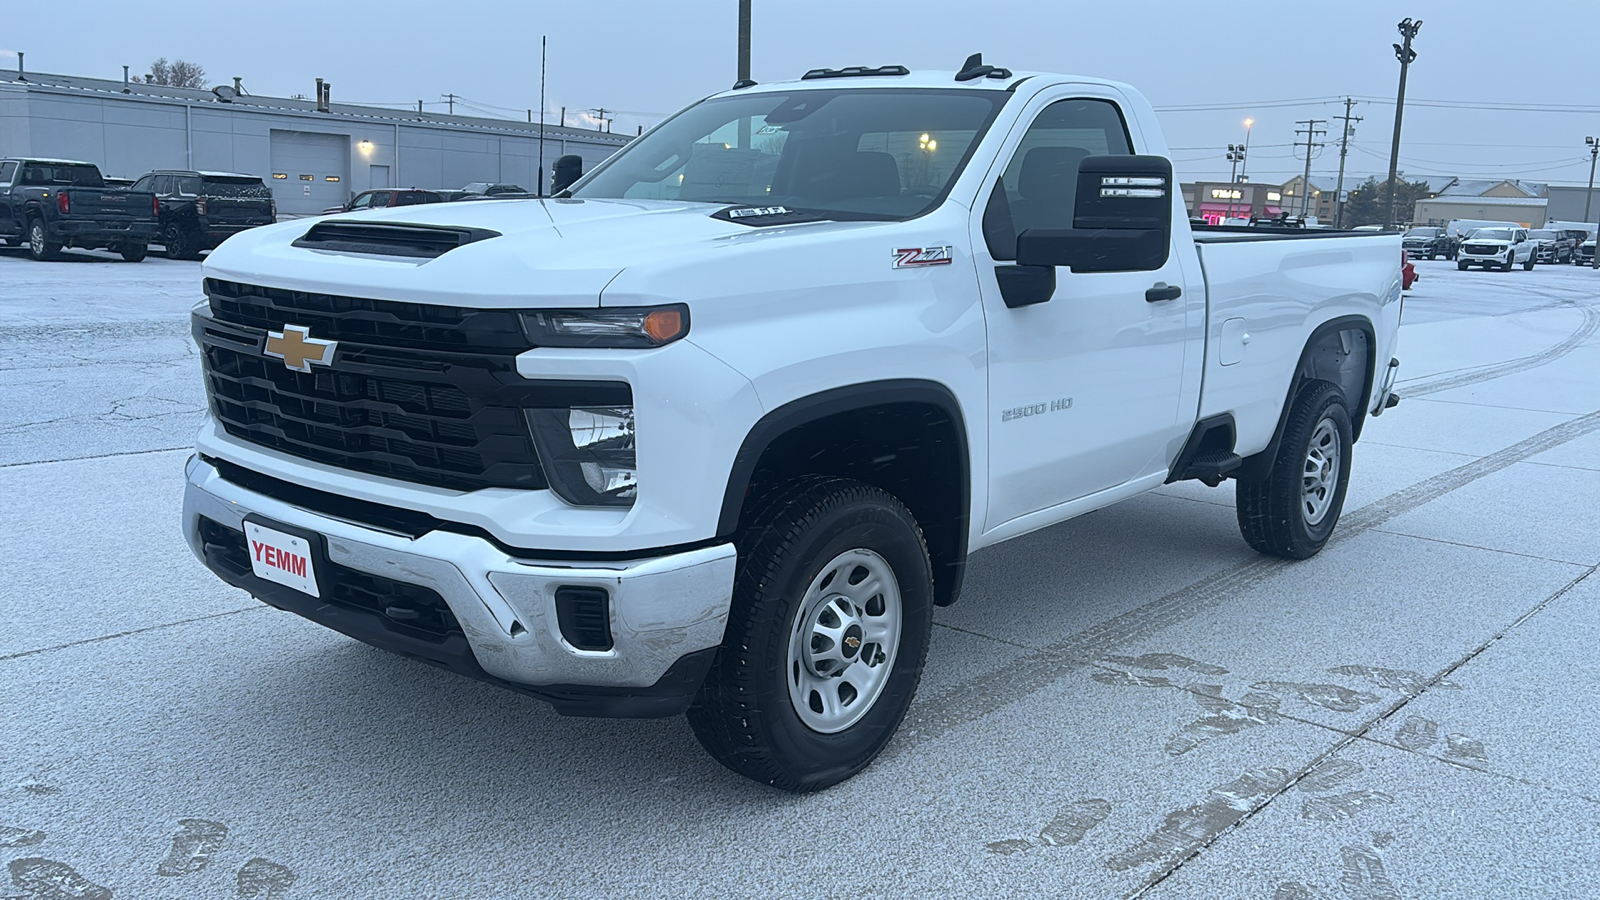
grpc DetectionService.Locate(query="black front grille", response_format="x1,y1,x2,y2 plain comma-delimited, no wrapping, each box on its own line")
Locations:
199,321,545,491
206,279,532,354
198,517,462,641
1463,244,1499,255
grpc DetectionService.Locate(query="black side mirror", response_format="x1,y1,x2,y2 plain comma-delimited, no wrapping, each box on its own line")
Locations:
1017,155,1174,274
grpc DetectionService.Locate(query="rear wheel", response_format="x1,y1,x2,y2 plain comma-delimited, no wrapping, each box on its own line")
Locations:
688,477,934,792
163,222,200,260
1523,254,1535,271
1236,380,1353,560
117,242,148,262
27,219,62,261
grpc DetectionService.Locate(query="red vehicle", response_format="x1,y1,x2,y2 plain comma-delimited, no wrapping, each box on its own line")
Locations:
1401,250,1417,290
323,189,442,214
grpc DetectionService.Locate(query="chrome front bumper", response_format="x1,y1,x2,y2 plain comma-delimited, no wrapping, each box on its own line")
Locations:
183,455,735,709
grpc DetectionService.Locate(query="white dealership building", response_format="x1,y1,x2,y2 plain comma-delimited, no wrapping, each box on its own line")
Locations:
0,66,630,216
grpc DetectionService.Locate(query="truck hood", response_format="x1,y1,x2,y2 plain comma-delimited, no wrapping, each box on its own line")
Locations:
202,198,866,308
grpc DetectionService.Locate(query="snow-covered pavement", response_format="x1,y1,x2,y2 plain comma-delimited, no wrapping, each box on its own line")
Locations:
1,247,1596,898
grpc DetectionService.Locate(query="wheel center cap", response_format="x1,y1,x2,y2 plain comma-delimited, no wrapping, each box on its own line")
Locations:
842,625,864,659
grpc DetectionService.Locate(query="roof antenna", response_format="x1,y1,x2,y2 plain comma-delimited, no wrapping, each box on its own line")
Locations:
955,52,1011,82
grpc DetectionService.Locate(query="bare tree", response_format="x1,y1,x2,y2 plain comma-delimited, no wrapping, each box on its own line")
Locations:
148,58,208,89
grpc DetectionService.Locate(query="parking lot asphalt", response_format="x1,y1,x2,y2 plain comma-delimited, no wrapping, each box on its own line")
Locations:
1,247,1596,899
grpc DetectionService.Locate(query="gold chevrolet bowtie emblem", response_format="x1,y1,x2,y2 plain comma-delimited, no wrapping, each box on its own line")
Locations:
264,324,337,373
845,636,861,650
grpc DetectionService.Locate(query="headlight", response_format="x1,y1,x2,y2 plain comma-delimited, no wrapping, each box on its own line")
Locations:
520,305,688,349
526,401,637,507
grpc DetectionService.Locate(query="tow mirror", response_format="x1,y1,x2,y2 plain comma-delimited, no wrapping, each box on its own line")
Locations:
1016,155,1174,274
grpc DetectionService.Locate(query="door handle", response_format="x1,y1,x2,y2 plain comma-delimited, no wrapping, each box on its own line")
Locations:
1146,282,1182,303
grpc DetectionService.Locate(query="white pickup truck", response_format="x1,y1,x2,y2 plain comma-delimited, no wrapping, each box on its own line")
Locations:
183,57,1403,791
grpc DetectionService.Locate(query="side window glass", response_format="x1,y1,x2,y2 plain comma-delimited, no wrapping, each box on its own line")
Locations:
983,98,1133,260
348,193,372,209
153,175,174,195
132,175,152,192
370,192,391,207
0,161,17,185
178,176,203,195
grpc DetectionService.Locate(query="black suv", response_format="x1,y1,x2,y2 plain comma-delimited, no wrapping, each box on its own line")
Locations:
131,170,275,259
1401,226,1457,260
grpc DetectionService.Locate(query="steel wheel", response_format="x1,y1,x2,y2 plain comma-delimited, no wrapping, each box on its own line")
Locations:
1301,416,1341,526
786,548,902,734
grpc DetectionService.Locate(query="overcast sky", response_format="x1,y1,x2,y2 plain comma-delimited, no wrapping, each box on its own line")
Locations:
5,0,1597,188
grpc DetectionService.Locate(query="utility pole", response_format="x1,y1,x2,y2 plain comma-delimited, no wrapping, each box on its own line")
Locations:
737,0,752,148
1294,118,1328,218
1333,98,1362,229
590,108,611,132
446,93,455,115
1385,17,1422,230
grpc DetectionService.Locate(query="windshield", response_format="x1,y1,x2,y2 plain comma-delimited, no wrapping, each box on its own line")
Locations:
1404,228,1440,238
1468,229,1515,241
573,87,1009,221
1527,230,1557,241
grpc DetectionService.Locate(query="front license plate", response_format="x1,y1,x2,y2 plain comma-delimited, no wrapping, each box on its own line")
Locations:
243,520,321,598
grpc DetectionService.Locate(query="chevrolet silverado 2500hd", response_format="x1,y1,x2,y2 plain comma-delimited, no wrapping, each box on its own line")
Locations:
183,58,1403,791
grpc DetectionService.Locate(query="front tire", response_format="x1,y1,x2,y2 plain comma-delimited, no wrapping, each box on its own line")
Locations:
1457,261,1469,271
1236,380,1353,560
1523,254,1535,271
688,477,934,792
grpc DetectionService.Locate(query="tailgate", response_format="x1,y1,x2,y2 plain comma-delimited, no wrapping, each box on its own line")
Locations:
66,189,157,222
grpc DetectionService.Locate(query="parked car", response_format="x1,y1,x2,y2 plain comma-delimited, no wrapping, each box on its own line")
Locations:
436,190,478,202
1445,218,1519,245
1402,250,1417,289
1401,226,1457,260
1576,237,1596,266
0,158,159,261
323,189,443,215
460,182,527,196
1526,229,1575,264
183,61,1404,791
1457,227,1535,271
130,170,276,260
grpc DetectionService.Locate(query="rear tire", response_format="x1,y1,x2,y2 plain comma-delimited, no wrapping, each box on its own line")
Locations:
1457,261,1469,271
688,476,934,792
1236,380,1353,560
118,242,148,262
1523,254,1535,271
27,219,62,261
163,222,201,260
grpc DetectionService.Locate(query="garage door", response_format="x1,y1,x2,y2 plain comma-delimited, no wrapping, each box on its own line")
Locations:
269,130,350,216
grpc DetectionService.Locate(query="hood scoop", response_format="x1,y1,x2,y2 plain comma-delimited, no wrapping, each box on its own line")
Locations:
292,221,502,259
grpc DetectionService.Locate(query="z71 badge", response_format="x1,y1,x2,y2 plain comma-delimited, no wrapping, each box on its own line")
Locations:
893,246,955,268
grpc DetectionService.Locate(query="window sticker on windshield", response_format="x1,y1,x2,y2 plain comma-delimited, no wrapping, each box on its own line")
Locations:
726,206,792,218
893,246,955,268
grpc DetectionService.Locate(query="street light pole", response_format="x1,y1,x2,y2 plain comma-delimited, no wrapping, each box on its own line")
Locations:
1239,118,1254,184
1584,135,1597,223
1226,143,1244,220
1384,17,1421,231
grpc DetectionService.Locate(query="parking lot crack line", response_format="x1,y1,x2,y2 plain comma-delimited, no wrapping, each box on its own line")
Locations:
0,445,192,468
898,409,1600,751
0,606,266,664
933,621,1033,651
1126,564,1598,896
1369,528,1594,567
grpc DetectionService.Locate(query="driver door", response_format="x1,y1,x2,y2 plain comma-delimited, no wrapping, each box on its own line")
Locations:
971,90,1202,531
